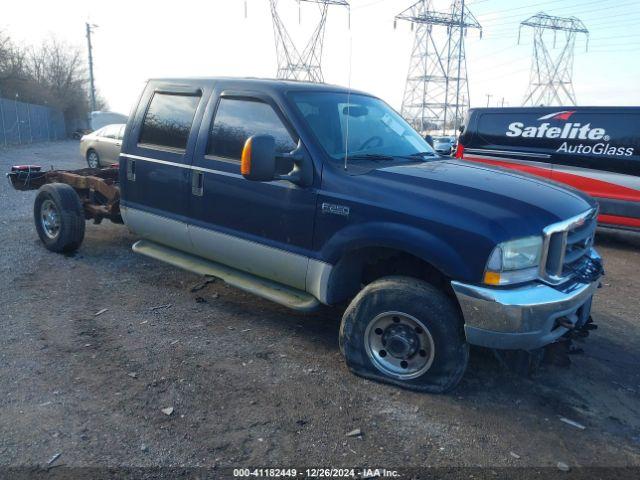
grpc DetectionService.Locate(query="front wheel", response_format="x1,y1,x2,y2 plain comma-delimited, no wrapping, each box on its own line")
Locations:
86,149,100,168
339,276,469,393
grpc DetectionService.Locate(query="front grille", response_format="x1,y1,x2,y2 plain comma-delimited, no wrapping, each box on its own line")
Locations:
541,209,597,284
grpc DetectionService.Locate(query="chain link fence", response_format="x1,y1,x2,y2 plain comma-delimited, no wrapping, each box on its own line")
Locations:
0,97,66,146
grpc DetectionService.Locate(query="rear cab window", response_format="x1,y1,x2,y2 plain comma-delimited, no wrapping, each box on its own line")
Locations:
139,92,201,152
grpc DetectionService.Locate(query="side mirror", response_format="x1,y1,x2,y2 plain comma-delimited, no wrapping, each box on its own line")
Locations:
241,135,277,182
241,135,312,187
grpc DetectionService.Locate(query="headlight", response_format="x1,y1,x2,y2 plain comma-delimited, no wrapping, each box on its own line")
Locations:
484,236,542,286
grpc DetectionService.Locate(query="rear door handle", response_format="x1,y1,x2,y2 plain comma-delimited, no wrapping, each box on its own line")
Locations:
126,159,136,181
192,170,204,196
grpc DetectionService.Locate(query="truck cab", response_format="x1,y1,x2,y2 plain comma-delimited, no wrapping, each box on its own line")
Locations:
21,78,604,393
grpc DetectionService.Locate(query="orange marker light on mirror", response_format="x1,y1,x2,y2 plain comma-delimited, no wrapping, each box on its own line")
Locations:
241,137,253,176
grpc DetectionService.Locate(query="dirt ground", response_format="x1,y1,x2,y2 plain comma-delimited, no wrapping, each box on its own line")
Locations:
1,141,639,472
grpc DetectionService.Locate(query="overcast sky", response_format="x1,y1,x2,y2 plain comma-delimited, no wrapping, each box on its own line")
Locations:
2,0,639,115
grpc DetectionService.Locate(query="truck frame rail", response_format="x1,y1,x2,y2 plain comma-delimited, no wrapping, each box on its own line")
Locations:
7,165,122,224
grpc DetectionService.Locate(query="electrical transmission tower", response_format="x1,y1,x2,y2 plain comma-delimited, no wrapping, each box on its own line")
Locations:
519,12,588,106
267,0,349,83
395,0,481,135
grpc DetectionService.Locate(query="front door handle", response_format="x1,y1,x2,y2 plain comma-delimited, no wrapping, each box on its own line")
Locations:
192,170,204,196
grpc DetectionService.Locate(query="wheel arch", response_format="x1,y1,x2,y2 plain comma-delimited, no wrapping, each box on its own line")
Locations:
316,222,474,305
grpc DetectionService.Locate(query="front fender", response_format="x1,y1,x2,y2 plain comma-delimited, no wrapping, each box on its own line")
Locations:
319,221,475,282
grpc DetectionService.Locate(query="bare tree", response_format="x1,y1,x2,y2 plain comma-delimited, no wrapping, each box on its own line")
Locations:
0,30,27,82
0,31,107,131
29,38,89,116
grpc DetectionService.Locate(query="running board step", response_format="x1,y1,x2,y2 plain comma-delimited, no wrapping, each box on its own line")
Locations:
132,240,320,312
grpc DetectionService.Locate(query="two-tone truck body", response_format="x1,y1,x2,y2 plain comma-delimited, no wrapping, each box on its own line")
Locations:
8,78,604,392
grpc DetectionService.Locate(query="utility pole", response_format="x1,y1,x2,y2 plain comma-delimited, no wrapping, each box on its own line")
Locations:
395,0,481,135
85,22,97,112
519,13,588,106
486,94,492,107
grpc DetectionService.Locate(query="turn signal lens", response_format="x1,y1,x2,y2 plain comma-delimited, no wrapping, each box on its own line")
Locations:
241,137,253,176
483,271,501,285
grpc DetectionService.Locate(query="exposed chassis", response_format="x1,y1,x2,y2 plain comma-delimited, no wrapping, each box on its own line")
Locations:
7,165,122,224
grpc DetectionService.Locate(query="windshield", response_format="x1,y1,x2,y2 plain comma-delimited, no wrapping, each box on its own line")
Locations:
290,92,435,161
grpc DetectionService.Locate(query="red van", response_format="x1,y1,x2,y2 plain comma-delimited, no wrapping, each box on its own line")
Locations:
456,107,640,230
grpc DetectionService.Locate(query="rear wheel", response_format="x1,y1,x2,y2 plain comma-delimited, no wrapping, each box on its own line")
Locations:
86,149,100,168
34,184,86,253
340,276,469,393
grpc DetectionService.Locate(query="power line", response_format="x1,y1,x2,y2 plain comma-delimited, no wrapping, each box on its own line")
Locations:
473,67,530,85
351,0,386,10
476,0,639,30
486,9,640,34
479,12,640,43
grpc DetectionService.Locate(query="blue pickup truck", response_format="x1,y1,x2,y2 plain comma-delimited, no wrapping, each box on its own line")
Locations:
10,78,604,393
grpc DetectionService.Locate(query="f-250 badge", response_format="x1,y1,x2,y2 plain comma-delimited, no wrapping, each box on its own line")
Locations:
321,202,350,217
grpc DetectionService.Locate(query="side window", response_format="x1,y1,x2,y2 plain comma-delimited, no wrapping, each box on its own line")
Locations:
139,92,201,151
207,98,296,160
102,124,120,139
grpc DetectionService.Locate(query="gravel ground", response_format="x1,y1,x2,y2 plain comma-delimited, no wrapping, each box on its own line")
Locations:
1,141,639,471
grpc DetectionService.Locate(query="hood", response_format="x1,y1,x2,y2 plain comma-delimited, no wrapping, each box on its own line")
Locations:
371,159,596,241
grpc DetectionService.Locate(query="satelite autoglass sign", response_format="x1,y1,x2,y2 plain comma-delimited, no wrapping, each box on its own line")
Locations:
505,111,635,157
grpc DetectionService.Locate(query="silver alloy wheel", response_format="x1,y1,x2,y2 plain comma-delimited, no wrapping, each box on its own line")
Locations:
40,199,61,239
364,311,436,380
87,151,99,168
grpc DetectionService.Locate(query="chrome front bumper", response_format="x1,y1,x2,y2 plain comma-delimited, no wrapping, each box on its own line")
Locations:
452,265,602,351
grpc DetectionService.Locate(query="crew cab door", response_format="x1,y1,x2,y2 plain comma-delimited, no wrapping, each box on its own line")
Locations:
187,89,317,290
120,84,207,252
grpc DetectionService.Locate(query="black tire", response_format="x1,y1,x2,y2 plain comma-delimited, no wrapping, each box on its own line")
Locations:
33,183,86,253
339,276,469,393
86,149,100,168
